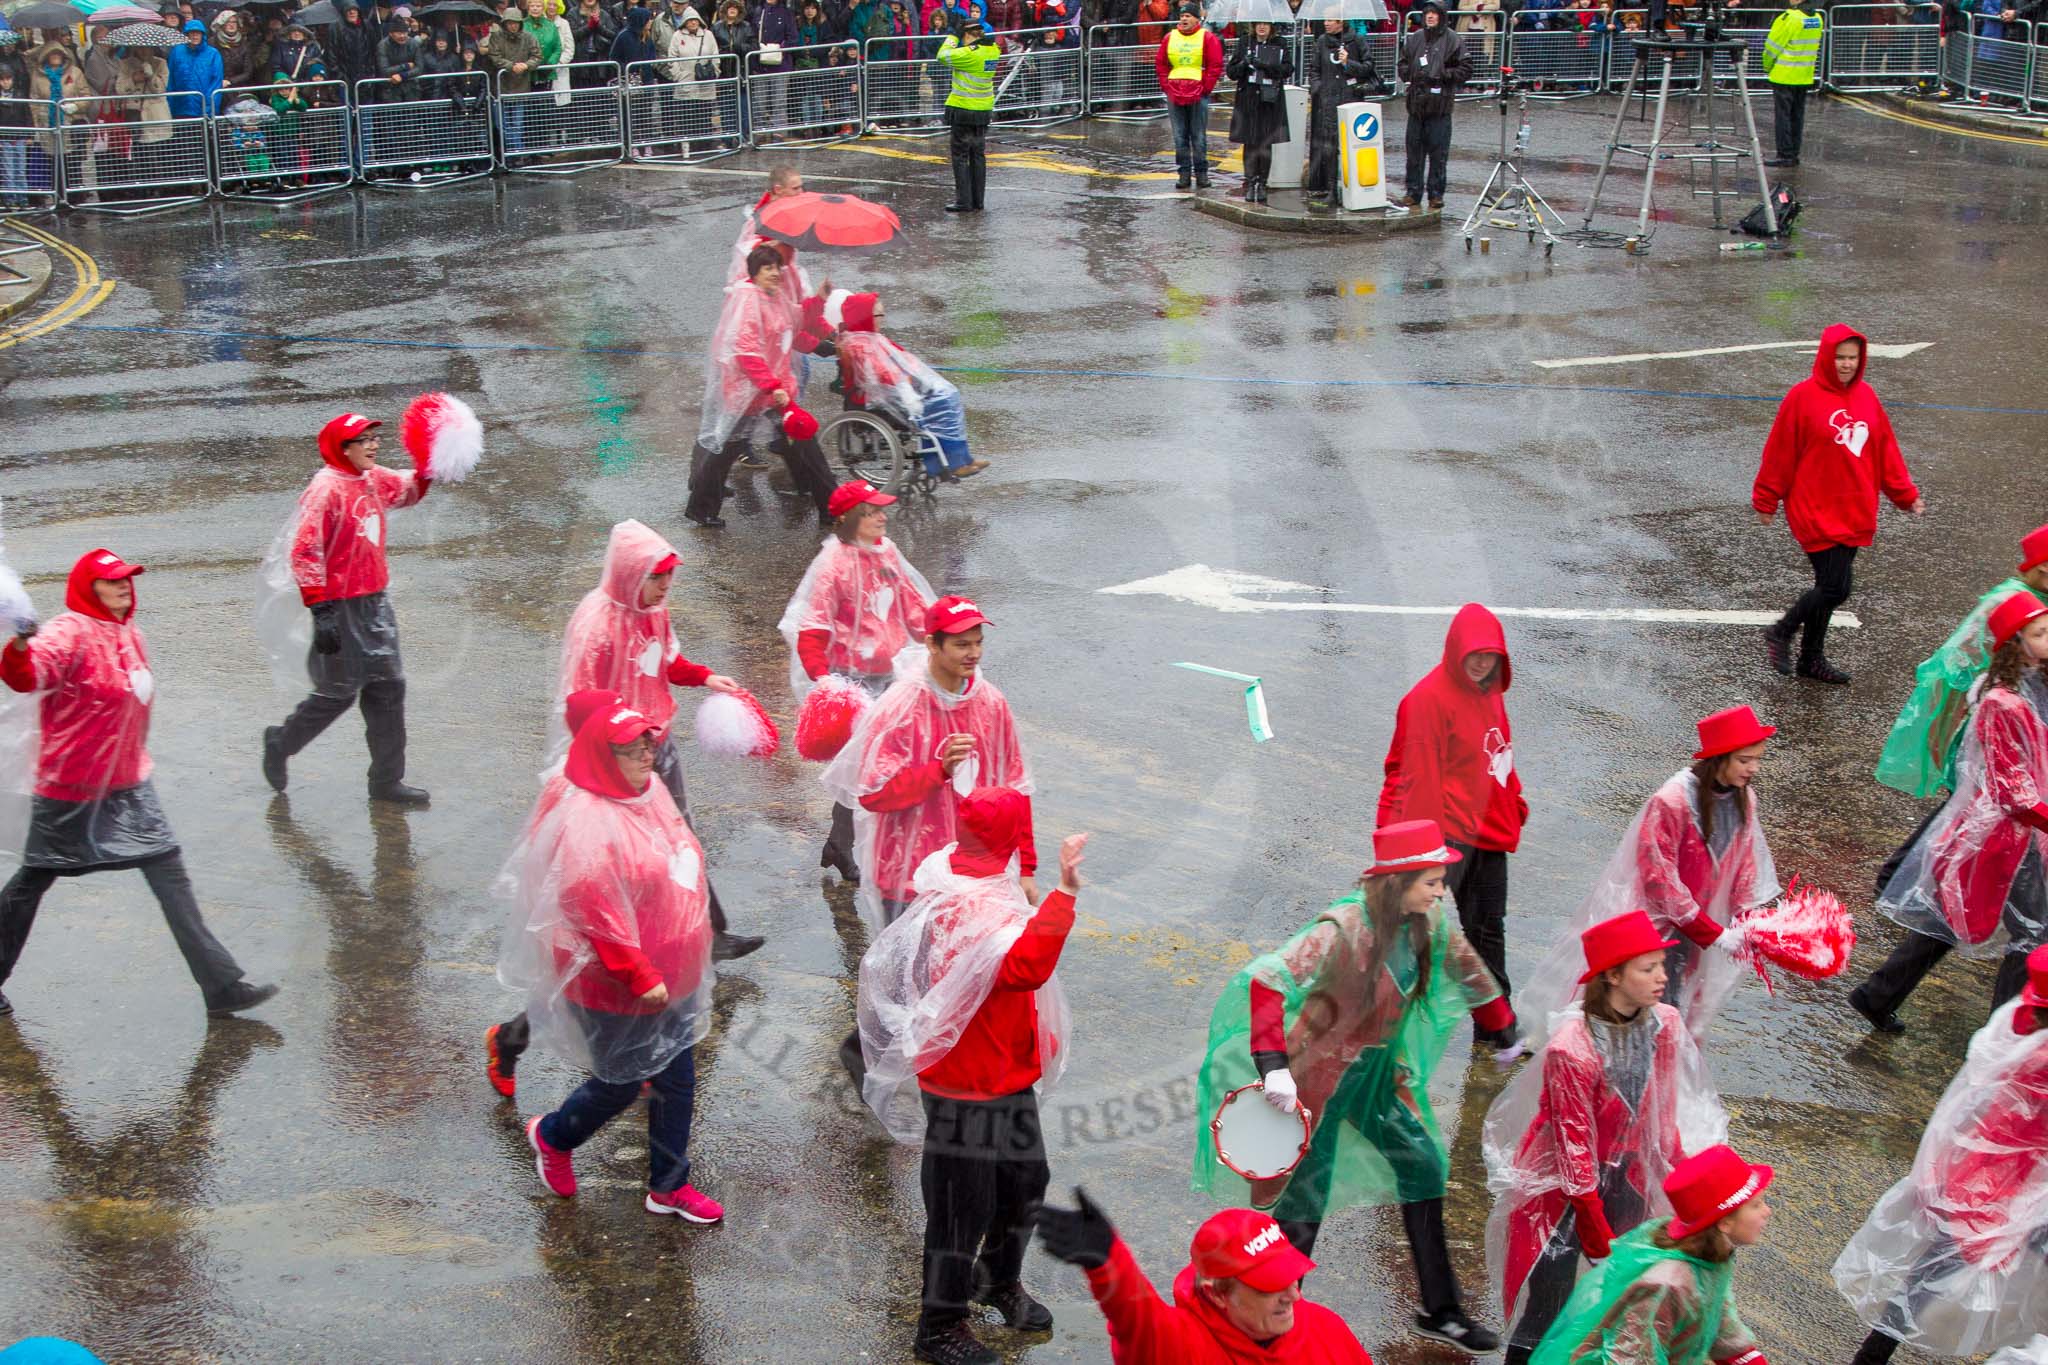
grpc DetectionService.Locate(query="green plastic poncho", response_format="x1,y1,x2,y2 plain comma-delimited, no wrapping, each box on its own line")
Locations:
1876,579,2048,798
1192,889,1502,1218
1529,1223,1760,1365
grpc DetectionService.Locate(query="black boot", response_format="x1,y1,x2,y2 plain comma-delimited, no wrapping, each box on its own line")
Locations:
821,843,860,884
370,782,431,806
1798,656,1852,685
914,1323,997,1365
712,930,765,962
973,1282,1053,1331
1194,162,1211,189
205,981,280,1018
261,725,288,793
1763,623,1793,675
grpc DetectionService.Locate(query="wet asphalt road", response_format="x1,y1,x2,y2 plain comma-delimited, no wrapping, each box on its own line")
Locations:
2,89,2046,1363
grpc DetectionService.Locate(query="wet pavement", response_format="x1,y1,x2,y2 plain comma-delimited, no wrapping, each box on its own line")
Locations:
2,90,2046,1363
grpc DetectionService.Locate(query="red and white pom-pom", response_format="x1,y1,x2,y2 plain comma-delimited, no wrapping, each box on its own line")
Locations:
795,674,871,762
399,392,484,484
1733,876,1856,991
694,689,780,760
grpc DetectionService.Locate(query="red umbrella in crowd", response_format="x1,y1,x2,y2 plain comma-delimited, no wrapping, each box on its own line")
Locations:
755,192,905,254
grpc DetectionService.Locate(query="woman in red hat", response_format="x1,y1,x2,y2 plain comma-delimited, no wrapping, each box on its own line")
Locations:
1484,910,1729,1365
778,479,935,883
1529,1143,1774,1365
1834,943,2048,1365
0,549,277,1019
1193,818,1522,1354
1520,707,1780,1047
1857,592,2048,1031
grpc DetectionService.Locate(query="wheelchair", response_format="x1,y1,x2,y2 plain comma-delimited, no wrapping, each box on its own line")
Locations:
815,405,946,500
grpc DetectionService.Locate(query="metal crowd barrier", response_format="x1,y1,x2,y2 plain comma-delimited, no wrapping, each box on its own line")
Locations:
862,33,950,135
1506,25,1608,93
0,98,62,213
213,79,352,202
56,94,211,215
1084,24,1168,119
355,73,495,187
991,30,1085,126
747,42,863,144
498,60,624,174
1825,3,1939,91
1706,26,1774,91
623,57,743,162
1945,14,2033,107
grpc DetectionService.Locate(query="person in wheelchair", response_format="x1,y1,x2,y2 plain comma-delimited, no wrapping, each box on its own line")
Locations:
829,291,990,482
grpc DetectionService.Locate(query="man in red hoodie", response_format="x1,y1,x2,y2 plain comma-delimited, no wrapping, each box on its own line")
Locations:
1753,324,1925,686
1154,2,1222,189
1377,603,1526,996
1035,1194,1375,1363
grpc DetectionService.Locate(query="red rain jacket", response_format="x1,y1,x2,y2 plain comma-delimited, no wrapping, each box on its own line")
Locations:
1751,324,1920,553
1154,25,1224,104
290,453,427,606
1377,604,1526,853
1,550,155,801
1084,1236,1374,1364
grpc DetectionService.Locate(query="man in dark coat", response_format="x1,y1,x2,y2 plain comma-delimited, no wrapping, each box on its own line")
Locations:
1396,0,1467,208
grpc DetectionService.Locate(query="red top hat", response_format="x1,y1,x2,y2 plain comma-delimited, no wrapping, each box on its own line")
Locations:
1364,819,1463,878
1990,592,2048,648
1190,1209,1317,1293
1664,1144,1773,1239
1579,910,1681,983
2021,524,2048,574
1693,706,1776,761
2023,943,2048,1011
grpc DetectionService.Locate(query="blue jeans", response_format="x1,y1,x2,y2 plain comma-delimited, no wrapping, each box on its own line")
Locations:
0,139,25,202
501,98,526,153
539,1039,697,1193
1167,97,1208,174
917,387,973,476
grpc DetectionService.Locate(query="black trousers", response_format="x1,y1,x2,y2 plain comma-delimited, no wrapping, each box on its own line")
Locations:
1773,544,1856,665
1507,1171,1650,1354
1244,143,1274,185
826,801,855,864
948,119,987,208
0,850,245,1000
1772,82,1807,160
1278,1199,1460,1316
1859,846,2043,1017
918,1088,1049,1340
686,435,836,523
276,675,409,790
1446,841,1511,998
1404,110,1453,200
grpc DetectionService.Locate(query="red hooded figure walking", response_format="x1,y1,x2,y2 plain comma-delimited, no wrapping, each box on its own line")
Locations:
1377,603,1526,995
1752,324,1924,686
258,412,431,804
0,550,277,1019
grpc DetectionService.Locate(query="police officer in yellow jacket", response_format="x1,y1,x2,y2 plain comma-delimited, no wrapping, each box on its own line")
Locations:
937,13,1001,211
1761,0,1822,166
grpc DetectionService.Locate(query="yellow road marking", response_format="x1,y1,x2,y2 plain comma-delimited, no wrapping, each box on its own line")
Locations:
1836,93,2048,147
838,135,1186,179
0,219,114,350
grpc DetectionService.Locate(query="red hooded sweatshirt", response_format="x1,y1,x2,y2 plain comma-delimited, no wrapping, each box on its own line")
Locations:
289,433,428,606
2,549,156,801
1376,604,1526,853
1751,324,1920,553
1083,1236,1374,1364
918,787,1074,1100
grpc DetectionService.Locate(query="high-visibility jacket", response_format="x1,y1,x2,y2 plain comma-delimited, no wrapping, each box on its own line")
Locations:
1761,5,1821,86
1164,27,1205,81
937,33,1000,110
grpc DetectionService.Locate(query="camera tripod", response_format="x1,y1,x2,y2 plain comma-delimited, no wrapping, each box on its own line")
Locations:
1460,72,1564,254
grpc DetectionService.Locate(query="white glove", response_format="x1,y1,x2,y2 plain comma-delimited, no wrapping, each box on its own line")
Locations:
1260,1068,1299,1113
1491,1038,1530,1070
1709,923,1748,956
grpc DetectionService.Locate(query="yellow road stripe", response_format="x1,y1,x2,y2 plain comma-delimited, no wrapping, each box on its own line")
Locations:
1837,93,2048,147
836,136,1184,179
0,218,113,350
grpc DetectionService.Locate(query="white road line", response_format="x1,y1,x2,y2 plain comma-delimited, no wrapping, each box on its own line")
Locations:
1098,563,1860,629
1532,340,1934,370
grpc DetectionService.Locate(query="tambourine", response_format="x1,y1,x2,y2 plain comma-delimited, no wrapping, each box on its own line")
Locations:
1210,1080,1313,1181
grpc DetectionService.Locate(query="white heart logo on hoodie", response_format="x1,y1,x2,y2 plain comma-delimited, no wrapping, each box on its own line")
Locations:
951,753,979,798
1839,420,1869,458
869,585,895,622
668,846,701,892
128,667,155,706
637,637,663,678
361,512,383,546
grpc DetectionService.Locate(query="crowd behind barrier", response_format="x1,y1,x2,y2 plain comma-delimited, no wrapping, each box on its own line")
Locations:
0,1,2019,214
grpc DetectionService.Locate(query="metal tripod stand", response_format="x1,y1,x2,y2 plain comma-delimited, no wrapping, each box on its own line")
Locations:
1460,74,1564,254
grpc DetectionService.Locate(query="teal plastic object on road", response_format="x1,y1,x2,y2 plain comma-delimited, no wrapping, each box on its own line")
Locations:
1172,662,1273,741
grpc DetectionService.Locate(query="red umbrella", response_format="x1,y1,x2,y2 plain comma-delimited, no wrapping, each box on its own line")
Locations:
754,192,905,254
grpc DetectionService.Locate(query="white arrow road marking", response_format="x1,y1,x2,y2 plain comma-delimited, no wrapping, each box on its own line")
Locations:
1532,340,1934,371
1098,564,1860,629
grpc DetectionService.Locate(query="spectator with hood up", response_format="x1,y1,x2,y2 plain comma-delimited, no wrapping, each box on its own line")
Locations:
1396,0,1469,209
165,19,223,116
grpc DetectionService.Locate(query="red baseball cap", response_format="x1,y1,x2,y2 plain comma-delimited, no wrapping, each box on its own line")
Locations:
592,702,659,745
1190,1210,1316,1293
827,480,896,520
318,412,381,458
651,552,680,574
927,595,991,636
79,548,145,582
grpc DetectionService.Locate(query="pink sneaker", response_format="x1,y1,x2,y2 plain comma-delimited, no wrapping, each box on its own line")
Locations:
646,1184,723,1223
527,1116,576,1198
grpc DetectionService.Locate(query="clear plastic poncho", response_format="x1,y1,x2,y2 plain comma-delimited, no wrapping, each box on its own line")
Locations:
856,845,1071,1142
1879,676,2048,956
1520,771,1779,1048
1483,1002,1729,1343
1529,1222,1760,1365
1876,580,2046,799
1989,1336,2048,1365
558,520,692,742
696,281,796,453
1192,890,1504,1216
837,331,968,450
495,726,715,1084
820,659,1033,930
775,536,937,699
0,551,173,875
1832,1000,2048,1358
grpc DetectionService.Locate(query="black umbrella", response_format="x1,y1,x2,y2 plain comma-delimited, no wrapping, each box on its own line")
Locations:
293,0,344,22
5,1,88,28
416,0,497,15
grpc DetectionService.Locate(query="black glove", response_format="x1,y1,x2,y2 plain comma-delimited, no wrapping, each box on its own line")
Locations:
310,603,342,656
1033,1186,1115,1270
811,337,838,359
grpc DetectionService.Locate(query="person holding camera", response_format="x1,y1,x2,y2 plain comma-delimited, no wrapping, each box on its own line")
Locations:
1303,16,1377,207
937,12,1001,211
1397,0,1469,210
